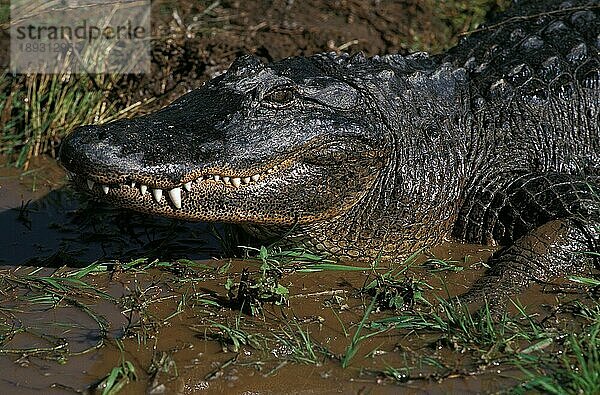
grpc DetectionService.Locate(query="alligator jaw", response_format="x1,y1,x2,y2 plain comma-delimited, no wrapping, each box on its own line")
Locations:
68,159,292,213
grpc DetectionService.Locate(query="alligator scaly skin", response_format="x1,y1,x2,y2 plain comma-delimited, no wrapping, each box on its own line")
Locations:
59,1,599,303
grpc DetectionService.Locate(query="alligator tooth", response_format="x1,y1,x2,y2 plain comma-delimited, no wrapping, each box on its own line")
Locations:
168,187,182,209
183,181,192,192
130,181,136,188
214,175,221,181
223,176,230,184
102,185,109,194
242,177,251,184
232,177,241,188
152,188,163,203
140,184,148,195
87,179,95,190
251,174,260,182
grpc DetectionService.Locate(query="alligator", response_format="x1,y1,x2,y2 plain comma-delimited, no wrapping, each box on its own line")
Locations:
59,0,599,303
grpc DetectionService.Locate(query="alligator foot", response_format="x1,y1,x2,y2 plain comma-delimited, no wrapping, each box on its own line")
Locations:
456,218,599,314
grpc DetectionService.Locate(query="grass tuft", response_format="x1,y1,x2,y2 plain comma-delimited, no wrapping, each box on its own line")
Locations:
273,320,331,365
93,340,138,395
514,322,600,395
1,2,153,169
0,71,147,169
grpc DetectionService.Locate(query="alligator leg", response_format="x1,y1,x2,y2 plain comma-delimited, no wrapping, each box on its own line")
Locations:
455,173,599,308
458,217,599,309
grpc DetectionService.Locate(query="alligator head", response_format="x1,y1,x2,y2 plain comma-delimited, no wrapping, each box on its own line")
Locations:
60,53,467,259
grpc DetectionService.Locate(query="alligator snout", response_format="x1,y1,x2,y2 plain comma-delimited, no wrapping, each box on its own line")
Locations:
59,123,128,179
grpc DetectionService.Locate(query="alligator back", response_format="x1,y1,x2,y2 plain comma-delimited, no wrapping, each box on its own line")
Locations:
408,0,600,249
443,0,599,177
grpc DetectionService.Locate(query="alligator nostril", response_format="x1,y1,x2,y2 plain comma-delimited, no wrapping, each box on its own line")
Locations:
97,130,108,140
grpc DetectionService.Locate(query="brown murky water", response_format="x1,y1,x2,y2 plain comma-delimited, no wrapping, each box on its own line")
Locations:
1,157,593,394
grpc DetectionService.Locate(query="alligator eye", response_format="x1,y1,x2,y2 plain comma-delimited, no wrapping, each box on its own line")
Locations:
264,88,296,106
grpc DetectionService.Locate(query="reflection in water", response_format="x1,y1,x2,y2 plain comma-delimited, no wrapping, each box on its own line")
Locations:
0,157,248,266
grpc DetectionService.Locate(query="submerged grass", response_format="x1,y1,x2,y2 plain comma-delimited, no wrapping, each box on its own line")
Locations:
0,267,111,362
94,340,138,395
0,243,598,393
341,294,382,368
180,246,600,390
272,320,332,366
199,320,267,353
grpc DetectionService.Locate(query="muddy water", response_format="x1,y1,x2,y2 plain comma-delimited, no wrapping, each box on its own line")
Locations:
0,157,589,394
0,156,229,266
